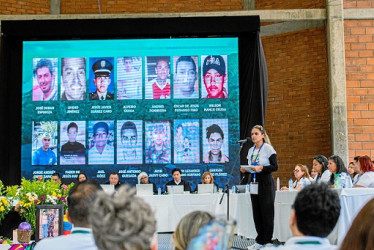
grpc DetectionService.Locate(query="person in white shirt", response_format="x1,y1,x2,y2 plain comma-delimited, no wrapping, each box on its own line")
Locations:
88,122,114,165
281,164,311,190
35,180,102,250
312,155,331,183
263,183,340,250
354,155,374,188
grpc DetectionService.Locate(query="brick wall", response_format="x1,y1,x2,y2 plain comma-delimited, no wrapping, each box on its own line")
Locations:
262,26,331,185
345,20,374,159
256,0,325,9
0,0,50,14
61,0,243,14
344,0,374,8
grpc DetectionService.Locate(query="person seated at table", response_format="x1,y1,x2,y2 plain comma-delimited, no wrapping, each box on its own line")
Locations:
327,155,348,186
339,198,374,250
173,211,214,250
165,168,191,192
353,155,374,188
310,168,318,183
263,183,340,250
137,171,157,194
105,172,121,190
348,161,358,182
194,171,219,193
281,164,311,190
312,155,331,183
51,172,68,192
77,172,87,183
89,185,157,250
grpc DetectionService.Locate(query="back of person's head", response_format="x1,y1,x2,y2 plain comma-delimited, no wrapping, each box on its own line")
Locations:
90,185,156,250
340,198,374,250
358,155,374,173
293,183,340,237
67,179,102,227
173,211,214,250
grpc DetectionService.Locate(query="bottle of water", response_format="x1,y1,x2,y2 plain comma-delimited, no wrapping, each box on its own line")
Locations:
345,176,353,188
170,186,174,195
334,174,341,189
157,187,161,195
231,185,236,193
245,183,250,193
213,185,217,193
276,177,280,191
341,174,346,188
288,178,294,190
301,177,306,189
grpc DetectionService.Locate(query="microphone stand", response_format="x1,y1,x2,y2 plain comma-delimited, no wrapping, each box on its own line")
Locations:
219,141,246,221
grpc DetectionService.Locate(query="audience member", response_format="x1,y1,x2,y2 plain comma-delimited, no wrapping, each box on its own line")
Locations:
354,155,374,188
89,185,157,250
347,162,357,182
310,168,318,183
263,183,340,250
173,211,214,250
312,155,331,183
137,172,157,194
352,156,360,184
281,164,311,190
35,180,102,250
327,155,348,186
339,198,374,250
165,168,191,192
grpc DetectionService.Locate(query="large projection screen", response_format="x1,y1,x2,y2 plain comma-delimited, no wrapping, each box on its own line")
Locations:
0,17,263,189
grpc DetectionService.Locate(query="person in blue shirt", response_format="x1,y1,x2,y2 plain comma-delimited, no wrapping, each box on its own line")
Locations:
32,133,57,165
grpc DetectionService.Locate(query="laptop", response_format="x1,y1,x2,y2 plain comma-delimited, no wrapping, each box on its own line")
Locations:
198,184,214,194
136,184,154,196
167,185,184,194
100,184,115,194
236,185,247,193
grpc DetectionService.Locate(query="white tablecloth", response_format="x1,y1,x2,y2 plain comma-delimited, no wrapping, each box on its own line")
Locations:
274,188,374,244
140,188,374,243
141,193,257,238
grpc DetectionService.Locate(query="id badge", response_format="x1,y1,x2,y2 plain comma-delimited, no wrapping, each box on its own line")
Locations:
250,182,258,195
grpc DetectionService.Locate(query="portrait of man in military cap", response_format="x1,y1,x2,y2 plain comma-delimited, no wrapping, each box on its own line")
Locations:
201,55,228,99
89,58,114,100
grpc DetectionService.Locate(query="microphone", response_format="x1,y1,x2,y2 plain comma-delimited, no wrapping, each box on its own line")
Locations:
237,137,250,144
239,175,246,185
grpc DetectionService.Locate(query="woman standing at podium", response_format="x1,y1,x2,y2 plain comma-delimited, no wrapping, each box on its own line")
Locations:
240,125,278,249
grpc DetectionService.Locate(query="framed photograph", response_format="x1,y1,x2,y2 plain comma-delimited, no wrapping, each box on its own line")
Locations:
35,205,64,242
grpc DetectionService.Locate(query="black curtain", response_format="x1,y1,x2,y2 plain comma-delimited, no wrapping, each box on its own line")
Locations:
239,33,268,183
0,16,267,186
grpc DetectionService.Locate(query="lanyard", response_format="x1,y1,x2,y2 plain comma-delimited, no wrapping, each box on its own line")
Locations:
250,142,264,166
295,241,321,245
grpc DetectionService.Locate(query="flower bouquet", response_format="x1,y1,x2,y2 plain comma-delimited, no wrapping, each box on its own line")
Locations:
7,178,73,232
0,180,12,225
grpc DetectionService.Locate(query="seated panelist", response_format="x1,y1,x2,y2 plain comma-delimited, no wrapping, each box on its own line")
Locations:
137,172,157,194
195,171,218,192
165,168,191,192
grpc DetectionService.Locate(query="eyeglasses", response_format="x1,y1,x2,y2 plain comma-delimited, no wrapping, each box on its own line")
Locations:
293,169,300,173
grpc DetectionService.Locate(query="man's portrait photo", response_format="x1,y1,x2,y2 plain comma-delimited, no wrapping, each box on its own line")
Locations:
60,121,86,165
89,58,114,100
202,119,229,164
145,56,171,100
117,57,142,100
117,120,143,165
145,121,171,164
201,55,228,99
32,58,58,101
173,56,199,99
88,121,114,165
174,120,200,164
60,57,86,101
32,121,58,165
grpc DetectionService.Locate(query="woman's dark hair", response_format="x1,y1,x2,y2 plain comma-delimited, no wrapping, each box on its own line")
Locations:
77,172,88,182
328,155,347,185
313,155,328,176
